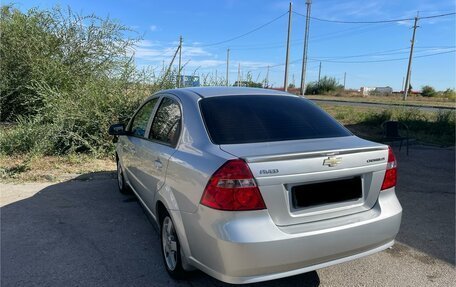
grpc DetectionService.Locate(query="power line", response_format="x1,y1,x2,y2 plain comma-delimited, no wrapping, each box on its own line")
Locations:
308,47,455,61
420,12,456,20
202,47,454,73
227,24,389,51
310,23,391,42
309,15,413,24
189,10,454,86
317,48,410,59
198,11,288,47
252,48,455,70
311,49,456,63
293,11,455,24
206,12,454,51
415,45,456,49
314,47,456,60
293,10,410,23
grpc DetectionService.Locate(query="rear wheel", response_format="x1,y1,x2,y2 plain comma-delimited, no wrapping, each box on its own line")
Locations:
116,160,130,194
160,213,186,279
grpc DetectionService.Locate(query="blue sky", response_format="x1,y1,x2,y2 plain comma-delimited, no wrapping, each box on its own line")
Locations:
11,0,456,90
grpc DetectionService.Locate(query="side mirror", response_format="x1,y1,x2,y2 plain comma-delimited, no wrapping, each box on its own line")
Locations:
108,123,127,136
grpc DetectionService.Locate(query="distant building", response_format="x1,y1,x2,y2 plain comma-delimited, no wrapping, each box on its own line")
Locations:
360,86,393,96
374,86,393,95
360,87,375,96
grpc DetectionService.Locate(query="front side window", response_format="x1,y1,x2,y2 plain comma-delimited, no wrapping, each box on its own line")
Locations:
149,98,182,146
129,98,158,137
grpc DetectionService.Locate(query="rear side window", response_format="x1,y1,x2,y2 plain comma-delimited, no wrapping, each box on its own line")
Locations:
149,97,181,146
129,98,158,137
200,95,351,144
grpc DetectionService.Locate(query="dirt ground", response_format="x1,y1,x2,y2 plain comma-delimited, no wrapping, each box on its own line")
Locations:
1,145,455,286
0,155,115,183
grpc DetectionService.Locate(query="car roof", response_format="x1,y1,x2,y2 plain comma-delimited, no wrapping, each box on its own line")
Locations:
161,86,295,98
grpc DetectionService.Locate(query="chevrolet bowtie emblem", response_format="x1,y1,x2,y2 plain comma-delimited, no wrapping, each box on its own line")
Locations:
323,156,342,167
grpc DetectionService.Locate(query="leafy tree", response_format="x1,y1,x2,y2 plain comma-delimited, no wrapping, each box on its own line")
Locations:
305,76,342,95
421,85,437,97
0,5,158,155
442,88,456,99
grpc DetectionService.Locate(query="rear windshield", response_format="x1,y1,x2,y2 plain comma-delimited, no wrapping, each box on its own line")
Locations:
200,95,351,144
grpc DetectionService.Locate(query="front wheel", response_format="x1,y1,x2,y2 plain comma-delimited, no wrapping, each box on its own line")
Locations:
116,160,130,194
161,214,187,279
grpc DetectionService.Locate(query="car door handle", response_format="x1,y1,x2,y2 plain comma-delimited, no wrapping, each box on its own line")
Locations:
154,159,163,169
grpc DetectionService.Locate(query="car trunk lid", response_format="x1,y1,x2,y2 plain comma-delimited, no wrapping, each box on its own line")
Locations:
220,136,389,226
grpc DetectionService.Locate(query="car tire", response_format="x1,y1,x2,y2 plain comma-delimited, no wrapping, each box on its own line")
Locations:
160,212,187,279
116,159,130,194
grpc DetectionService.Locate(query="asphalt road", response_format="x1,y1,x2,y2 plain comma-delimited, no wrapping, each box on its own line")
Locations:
1,145,455,286
310,98,455,112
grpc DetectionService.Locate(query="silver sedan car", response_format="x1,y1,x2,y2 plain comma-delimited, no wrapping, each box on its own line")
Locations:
108,87,402,284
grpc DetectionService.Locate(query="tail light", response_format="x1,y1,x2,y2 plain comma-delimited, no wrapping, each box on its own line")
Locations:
200,159,266,211
381,146,397,190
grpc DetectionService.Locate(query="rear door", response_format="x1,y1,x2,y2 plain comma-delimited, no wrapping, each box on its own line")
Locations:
134,95,182,209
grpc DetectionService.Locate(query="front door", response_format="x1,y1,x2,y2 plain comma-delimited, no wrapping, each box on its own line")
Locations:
122,98,159,194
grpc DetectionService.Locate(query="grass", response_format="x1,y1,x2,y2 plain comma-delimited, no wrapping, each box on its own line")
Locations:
0,154,115,183
307,94,456,108
319,104,455,146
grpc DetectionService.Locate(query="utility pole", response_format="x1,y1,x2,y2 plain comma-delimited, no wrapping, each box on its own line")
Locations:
237,63,241,87
215,69,218,83
318,61,322,82
403,14,419,100
300,0,312,95
226,48,230,86
160,41,181,87
177,35,183,88
343,72,347,89
284,2,293,91
265,65,270,88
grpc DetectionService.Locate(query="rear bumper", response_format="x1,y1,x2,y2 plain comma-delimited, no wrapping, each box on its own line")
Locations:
181,189,402,284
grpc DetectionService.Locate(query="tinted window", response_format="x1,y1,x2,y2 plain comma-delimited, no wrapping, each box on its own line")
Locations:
149,98,181,146
200,95,351,144
129,98,158,137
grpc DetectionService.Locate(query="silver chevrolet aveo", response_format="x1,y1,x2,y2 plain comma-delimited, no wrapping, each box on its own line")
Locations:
108,87,402,284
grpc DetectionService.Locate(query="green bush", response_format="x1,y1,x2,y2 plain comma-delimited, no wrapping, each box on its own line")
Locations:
232,72,263,88
322,103,455,146
0,5,165,156
421,85,437,97
0,116,57,155
394,108,425,122
441,88,456,100
305,76,343,95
